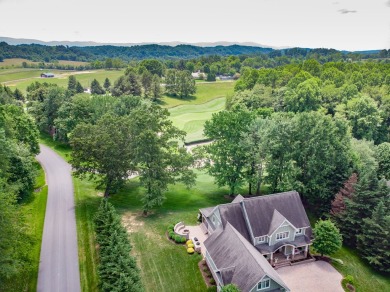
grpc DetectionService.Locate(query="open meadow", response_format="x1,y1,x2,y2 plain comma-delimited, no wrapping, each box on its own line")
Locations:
1,68,125,92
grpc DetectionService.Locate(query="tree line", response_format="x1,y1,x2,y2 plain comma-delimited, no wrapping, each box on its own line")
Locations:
0,86,40,289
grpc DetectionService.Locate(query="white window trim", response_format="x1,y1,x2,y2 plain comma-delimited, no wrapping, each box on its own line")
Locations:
257,278,271,290
276,231,289,241
258,236,266,243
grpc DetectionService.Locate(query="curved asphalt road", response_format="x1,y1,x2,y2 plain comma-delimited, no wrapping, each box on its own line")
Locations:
36,144,81,292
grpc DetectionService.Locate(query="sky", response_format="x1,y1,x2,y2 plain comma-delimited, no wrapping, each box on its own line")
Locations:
0,0,389,51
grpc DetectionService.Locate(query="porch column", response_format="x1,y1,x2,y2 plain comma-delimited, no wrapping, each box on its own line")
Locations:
292,247,295,260
270,252,273,264
304,245,308,258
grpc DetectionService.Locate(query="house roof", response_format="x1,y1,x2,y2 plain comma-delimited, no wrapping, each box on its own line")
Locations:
243,191,311,238
199,207,215,218
232,194,244,203
218,203,251,241
204,223,289,292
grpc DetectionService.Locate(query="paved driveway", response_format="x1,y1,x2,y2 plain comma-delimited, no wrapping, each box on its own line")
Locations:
277,261,343,292
36,145,81,292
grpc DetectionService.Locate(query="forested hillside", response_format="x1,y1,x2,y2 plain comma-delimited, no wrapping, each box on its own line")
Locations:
1,41,389,63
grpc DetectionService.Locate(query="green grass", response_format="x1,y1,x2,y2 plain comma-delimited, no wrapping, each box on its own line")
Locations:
168,97,225,143
332,247,390,292
3,69,125,92
19,162,48,291
161,81,234,108
0,58,89,68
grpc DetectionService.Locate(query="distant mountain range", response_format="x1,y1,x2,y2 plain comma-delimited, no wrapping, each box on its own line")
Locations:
0,36,289,49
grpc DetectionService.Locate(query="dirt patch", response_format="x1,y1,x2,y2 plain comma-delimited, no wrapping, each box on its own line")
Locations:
198,259,216,287
121,212,145,233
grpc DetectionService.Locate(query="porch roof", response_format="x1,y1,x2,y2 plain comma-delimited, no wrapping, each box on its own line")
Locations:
255,235,311,254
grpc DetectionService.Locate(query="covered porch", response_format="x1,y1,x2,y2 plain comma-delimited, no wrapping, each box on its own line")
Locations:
264,244,310,266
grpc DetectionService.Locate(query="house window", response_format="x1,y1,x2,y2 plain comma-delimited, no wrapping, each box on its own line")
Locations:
257,279,270,290
296,228,303,235
258,236,266,243
276,231,289,241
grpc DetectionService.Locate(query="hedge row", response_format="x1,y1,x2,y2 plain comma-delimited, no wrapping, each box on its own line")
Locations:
94,199,144,292
167,224,186,243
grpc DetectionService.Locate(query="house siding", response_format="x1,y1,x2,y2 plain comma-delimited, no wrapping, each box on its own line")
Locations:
205,251,223,287
269,225,296,246
249,277,286,292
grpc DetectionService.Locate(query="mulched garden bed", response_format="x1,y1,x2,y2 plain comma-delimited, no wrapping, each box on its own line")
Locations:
198,259,217,287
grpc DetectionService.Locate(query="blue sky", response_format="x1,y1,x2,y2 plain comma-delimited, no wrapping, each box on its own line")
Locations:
0,0,389,50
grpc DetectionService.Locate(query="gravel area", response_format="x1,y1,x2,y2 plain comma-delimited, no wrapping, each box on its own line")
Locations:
277,261,343,292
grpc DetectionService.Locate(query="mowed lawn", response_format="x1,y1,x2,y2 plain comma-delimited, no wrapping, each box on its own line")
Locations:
161,81,234,108
2,69,125,92
169,97,225,143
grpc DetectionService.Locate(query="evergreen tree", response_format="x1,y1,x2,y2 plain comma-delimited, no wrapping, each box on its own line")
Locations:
103,78,111,91
334,170,389,246
151,74,162,101
76,81,84,94
67,75,77,93
357,200,390,273
13,88,24,101
91,79,105,95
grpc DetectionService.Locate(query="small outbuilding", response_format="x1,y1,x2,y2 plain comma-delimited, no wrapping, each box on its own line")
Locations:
41,73,54,78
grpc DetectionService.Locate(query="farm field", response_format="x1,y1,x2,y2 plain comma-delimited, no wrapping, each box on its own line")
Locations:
0,58,89,68
168,97,225,143
2,69,125,92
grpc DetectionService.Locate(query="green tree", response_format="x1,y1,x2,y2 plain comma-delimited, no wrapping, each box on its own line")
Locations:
357,200,390,273
139,59,164,77
70,114,136,196
91,79,105,94
176,70,196,98
67,75,77,94
151,74,162,101
103,78,111,91
375,142,390,179
141,71,153,98
90,79,105,95
76,81,84,94
104,58,113,69
285,78,322,112
313,220,342,257
13,88,24,101
111,73,142,97
334,170,389,246
129,105,196,215
204,110,255,195
343,95,382,141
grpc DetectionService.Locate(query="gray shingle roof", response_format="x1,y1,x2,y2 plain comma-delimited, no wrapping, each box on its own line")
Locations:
204,223,289,292
243,191,311,238
218,203,251,241
232,194,244,203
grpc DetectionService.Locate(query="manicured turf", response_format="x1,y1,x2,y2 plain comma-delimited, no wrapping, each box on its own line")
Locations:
332,247,390,292
161,81,234,108
168,97,225,143
0,69,65,83
3,69,125,92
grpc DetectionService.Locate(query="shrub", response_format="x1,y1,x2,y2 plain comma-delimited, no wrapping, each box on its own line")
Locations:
209,278,216,285
186,240,193,245
203,267,208,272
168,224,174,232
187,248,195,254
207,287,217,292
180,236,187,243
188,243,194,248
169,231,175,239
344,275,355,285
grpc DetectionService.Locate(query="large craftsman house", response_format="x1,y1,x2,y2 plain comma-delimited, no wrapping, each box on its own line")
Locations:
200,191,313,292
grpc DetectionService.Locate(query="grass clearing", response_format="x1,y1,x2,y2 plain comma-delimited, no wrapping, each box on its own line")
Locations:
0,58,89,68
161,81,234,108
332,247,390,292
169,97,225,143
3,69,125,92
18,162,48,291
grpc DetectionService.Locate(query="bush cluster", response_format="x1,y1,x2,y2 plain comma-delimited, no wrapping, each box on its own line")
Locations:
167,224,186,243
94,199,144,292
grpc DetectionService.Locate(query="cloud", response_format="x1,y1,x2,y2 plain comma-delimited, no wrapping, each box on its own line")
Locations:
387,0,390,7
339,9,357,14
